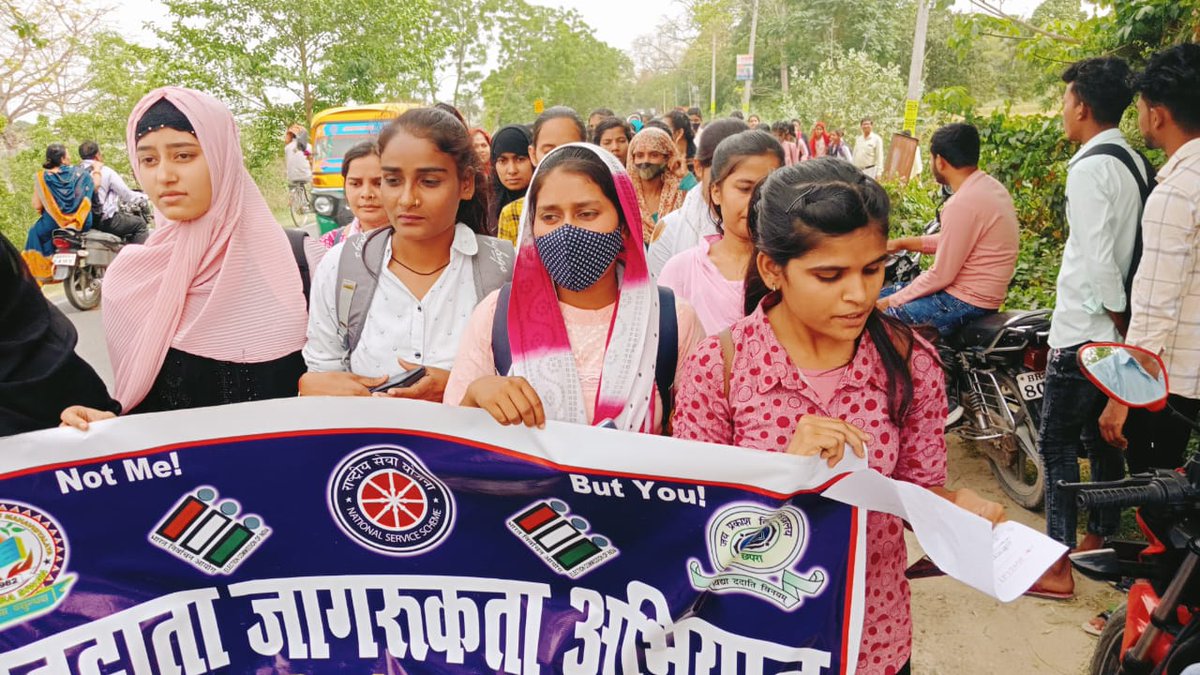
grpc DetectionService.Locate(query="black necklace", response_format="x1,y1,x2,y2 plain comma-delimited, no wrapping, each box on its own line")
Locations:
390,254,450,276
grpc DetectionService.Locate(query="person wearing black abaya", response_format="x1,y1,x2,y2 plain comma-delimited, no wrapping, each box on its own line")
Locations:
487,125,534,234
0,236,119,436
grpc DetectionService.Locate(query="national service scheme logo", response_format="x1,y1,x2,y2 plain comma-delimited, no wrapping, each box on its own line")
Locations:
687,503,827,611
0,501,75,630
328,446,455,556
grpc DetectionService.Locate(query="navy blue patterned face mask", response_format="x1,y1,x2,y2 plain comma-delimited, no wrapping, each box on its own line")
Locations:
535,223,623,292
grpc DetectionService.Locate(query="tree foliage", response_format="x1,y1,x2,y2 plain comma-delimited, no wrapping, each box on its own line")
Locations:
481,2,633,127
157,0,448,125
777,50,905,132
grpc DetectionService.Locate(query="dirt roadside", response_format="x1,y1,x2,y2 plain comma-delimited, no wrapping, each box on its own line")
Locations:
909,437,1123,674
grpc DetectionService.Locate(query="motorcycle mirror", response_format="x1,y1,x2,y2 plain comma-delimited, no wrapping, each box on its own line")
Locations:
1078,343,1169,410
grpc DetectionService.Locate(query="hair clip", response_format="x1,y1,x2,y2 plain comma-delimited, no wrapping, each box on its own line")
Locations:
786,186,818,213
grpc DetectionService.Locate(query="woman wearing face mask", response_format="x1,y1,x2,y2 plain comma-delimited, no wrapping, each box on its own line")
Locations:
647,118,750,275
320,141,388,248
659,130,784,335
300,107,513,402
495,107,587,246
61,87,310,429
444,143,703,433
488,125,534,236
592,117,633,166
627,127,686,244
672,158,1004,675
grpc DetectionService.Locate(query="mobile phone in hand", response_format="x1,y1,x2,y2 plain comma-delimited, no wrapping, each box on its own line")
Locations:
369,367,426,394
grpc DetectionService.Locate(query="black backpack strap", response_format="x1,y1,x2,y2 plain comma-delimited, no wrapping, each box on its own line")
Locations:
655,286,679,434
1076,143,1160,317
284,228,311,306
491,283,513,376
1078,143,1157,201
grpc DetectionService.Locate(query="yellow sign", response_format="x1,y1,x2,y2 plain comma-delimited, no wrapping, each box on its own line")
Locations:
903,99,919,135
533,99,545,114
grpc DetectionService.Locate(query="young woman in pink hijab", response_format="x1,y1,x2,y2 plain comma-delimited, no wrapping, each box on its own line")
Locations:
61,87,309,428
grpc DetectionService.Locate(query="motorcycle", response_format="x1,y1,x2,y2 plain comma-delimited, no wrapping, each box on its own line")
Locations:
50,228,125,311
885,212,1050,510
1063,343,1200,675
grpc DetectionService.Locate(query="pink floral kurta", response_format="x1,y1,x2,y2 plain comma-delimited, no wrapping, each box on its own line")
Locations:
672,304,948,675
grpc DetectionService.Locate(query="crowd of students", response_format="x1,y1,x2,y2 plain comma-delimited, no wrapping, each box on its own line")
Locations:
2,42,1199,673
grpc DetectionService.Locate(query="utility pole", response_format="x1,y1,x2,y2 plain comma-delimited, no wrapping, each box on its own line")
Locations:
710,32,717,117
740,0,760,114
903,0,930,135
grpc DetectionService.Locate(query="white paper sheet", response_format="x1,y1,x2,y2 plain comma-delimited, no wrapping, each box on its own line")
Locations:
819,449,1064,602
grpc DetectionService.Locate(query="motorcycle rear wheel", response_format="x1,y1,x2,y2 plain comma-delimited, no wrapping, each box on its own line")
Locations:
64,266,101,311
1089,604,1126,675
983,372,1046,510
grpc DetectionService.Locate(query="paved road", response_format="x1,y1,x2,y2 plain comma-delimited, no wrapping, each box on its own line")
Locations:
46,284,114,388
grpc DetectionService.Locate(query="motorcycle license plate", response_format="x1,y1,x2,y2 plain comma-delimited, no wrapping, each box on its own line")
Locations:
52,253,77,266
1016,371,1046,401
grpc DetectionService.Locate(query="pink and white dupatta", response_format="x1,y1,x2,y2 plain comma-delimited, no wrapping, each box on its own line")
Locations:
507,143,661,433
102,87,308,410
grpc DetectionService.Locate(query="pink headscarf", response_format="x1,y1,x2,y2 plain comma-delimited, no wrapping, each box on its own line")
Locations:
102,87,308,411
508,143,660,432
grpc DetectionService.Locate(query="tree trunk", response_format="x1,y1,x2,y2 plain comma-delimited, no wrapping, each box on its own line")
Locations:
780,52,789,97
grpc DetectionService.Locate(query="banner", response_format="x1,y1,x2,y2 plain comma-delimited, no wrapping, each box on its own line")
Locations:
0,399,867,674
736,54,754,82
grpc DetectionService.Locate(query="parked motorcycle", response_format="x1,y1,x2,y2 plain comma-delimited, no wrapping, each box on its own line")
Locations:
885,215,1050,510
50,228,125,311
1063,343,1200,675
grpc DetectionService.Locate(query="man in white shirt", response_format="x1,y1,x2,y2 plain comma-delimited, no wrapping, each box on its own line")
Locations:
1036,57,1146,598
78,140,150,243
1101,44,1200,474
852,118,884,179
285,124,312,187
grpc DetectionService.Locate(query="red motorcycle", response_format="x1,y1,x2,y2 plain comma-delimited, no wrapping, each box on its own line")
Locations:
1061,343,1200,675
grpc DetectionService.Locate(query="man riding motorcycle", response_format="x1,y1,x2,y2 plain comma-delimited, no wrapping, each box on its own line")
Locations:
78,140,151,243
877,123,1020,338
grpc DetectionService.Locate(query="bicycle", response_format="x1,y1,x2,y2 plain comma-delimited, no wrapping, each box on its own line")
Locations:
288,180,312,227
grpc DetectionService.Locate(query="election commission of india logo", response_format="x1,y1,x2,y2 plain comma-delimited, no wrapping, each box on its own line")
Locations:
328,446,455,556
0,502,75,630
687,503,827,611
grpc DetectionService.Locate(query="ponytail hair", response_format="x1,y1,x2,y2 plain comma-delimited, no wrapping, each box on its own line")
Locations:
745,158,914,425
378,107,491,234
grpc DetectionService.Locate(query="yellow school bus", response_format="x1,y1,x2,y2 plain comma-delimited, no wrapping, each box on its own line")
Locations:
309,103,413,233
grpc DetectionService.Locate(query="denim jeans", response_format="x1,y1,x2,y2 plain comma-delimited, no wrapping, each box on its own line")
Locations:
1038,344,1126,547
881,283,993,337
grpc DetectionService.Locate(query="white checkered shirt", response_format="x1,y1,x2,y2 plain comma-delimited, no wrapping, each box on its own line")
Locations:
1128,138,1200,398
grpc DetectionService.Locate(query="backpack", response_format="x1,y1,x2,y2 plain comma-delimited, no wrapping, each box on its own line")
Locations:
283,227,312,305
335,226,515,354
491,284,679,434
1075,143,1158,320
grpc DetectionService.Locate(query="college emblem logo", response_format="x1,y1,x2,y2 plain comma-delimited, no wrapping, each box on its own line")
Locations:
328,446,455,556
507,499,617,578
0,502,75,629
149,487,269,575
687,503,826,611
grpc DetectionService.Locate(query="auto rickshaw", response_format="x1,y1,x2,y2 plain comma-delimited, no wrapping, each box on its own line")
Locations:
309,103,413,234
